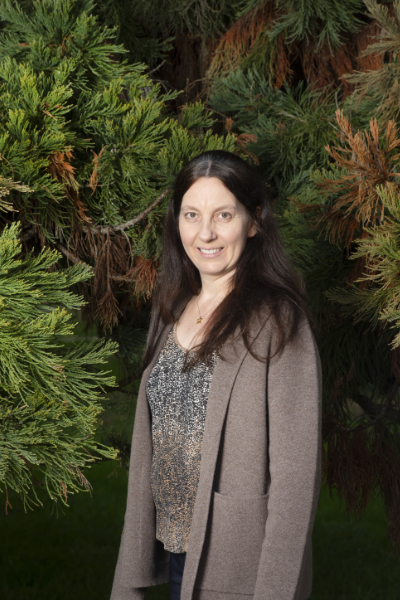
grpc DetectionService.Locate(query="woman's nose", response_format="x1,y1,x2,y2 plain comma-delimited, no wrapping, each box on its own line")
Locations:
198,218,218,242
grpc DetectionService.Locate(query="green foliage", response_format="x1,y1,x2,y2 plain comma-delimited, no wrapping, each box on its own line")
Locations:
327,186,400,350
278,175,393,399
0,0,243,492
210,64,395,404
0,0,150,237
345,0,400,125
0,167,31,211
130,0,245,39
93,0,173,67
270,0,365,50
238,34,281,81
0,0,130,85
0,0,399,536
0,0,238,251
224,0,365,82
0,221,118,509
210,68,336,196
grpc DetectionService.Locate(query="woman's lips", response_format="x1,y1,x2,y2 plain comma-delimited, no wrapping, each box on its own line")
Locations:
197,247,225,258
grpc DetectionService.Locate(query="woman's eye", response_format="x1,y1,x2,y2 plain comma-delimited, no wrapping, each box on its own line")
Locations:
185,212,198,219
216,212,232,220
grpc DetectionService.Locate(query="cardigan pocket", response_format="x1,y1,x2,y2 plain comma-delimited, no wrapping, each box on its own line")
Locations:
195,491,269,594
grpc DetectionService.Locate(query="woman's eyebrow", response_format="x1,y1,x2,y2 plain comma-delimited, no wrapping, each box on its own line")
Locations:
181,204,237,211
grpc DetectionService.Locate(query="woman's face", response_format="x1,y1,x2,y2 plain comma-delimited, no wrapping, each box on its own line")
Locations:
179,177,257,284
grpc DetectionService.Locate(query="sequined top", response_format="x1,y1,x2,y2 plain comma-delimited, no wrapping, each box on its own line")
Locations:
145,322,219,553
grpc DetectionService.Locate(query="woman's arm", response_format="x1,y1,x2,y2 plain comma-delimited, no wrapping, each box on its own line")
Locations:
253,320,322,600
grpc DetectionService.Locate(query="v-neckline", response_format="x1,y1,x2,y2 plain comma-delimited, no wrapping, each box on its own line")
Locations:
172,321,188,352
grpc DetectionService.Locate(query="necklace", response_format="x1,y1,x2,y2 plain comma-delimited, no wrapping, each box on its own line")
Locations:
196,294,222,325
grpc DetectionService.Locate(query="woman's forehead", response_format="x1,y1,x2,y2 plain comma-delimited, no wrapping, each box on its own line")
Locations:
181,177,240,209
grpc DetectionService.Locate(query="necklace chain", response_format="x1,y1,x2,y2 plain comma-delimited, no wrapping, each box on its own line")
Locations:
196,294,222,325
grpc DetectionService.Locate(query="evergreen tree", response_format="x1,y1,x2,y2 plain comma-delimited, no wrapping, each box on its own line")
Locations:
280,111,400,549
209,68,337,197
269,0,365,49
130,0,241,40
93,0,173,68
0,0,241,332
2,0,400,552
208,3,400,551
345,0,400,125
206,0,374,91
0,217,118,510
0,0,250,489
101,0,400,555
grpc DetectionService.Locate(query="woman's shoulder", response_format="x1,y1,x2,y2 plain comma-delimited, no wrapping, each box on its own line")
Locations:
255,299,313,346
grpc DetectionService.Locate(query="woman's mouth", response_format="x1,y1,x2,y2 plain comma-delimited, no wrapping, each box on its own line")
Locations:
197,247,224,258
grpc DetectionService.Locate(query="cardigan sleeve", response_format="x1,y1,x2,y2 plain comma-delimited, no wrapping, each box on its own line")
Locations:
109,536,147,600
253,320,322,600
110,581,146,600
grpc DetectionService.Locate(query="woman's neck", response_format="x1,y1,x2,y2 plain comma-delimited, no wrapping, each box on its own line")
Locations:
197,271,234,303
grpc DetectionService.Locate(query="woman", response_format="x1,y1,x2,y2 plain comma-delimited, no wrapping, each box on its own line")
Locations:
110,150,322,600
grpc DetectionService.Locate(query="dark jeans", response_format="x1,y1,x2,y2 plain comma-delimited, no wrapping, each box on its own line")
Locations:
169,552,187,600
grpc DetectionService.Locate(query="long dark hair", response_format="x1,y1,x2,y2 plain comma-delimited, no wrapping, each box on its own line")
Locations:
142,150,312,371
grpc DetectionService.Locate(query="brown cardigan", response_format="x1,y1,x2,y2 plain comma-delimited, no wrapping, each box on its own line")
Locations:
110,301,322,600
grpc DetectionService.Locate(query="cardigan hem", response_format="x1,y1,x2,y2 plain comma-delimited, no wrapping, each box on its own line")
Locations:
193,590,253,599
192,590,311,600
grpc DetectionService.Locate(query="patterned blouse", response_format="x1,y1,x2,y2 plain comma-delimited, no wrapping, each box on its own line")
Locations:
145,321,219,553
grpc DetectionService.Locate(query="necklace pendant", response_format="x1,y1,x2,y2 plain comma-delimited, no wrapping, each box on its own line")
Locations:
197,317,203,324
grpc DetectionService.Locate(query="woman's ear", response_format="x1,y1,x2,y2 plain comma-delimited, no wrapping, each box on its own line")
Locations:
247,206,261,238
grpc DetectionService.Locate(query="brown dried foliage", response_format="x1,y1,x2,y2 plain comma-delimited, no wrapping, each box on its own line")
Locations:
301,40,353,96
92,231,126,331
66,224,127,331
64,191,170,332
207,1,292,87
225,117,259,165
60,480,68,503
48,150,78,189
71,231,158,332
298,21,383,99
295,110,400,252
298,102,400,550
89,146,107,195
5,488,12,515
128,255,159,300
272,29,293,88
156,6,385,109
48,150,92,223
206,8,383,98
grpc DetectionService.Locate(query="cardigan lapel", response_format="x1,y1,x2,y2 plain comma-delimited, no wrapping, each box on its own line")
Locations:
181,307,271,600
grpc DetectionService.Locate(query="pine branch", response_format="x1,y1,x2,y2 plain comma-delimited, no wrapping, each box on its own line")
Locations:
0,221,119,509
344,0,400,125
55,243,138,283
55,242,82,265
270,0,364,50
83,189,170,235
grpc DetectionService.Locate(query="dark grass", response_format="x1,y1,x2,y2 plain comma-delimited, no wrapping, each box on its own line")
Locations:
1,460,399,600
310,488,400,600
